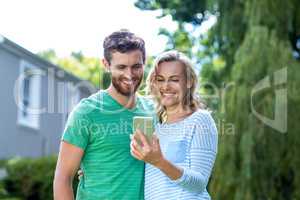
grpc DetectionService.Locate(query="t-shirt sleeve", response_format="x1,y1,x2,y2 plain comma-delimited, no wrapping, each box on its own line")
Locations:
61,100,92,150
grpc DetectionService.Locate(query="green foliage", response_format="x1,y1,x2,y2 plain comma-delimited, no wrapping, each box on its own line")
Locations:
135,0,215,24
38,50,155,92
136,0,300,199
0,156,78,200
38,50,105,88
159,25,193,57
0,160,6,168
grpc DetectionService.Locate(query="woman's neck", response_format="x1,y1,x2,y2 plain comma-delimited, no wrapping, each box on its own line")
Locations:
165,104,193,123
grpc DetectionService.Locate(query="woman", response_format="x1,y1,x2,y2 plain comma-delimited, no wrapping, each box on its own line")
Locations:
130,50,218,200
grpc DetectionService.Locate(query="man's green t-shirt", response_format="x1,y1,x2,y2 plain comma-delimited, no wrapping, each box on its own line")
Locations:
62,90,154,200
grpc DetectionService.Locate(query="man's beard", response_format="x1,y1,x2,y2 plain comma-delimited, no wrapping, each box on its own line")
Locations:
111,76,142,97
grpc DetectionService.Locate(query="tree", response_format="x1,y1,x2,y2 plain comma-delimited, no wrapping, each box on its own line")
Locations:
135,0,300,199
38,50,106,88
38,50,154,93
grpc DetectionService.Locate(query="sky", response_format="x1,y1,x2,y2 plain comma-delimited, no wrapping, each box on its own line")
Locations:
0,0,215,58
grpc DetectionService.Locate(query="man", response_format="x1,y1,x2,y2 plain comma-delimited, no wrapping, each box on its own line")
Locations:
53,30,154,200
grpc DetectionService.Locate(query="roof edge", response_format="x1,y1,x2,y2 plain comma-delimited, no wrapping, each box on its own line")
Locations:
0,35,94,85
0,34,4,43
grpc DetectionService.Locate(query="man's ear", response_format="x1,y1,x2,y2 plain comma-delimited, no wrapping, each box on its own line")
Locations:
102,58,110,72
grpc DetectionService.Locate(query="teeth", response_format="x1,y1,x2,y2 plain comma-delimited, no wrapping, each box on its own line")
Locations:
162,92,175,97
123,80,133,85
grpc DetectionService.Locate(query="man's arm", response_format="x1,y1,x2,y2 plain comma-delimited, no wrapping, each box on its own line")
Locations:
53,141,84,200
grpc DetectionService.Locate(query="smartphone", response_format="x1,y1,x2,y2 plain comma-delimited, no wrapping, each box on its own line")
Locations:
133,116,154,142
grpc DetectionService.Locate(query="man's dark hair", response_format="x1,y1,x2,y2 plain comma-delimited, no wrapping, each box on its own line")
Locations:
103,29,146,64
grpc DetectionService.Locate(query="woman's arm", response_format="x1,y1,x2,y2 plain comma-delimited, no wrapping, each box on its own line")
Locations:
131,131,183,180
130,111,218,193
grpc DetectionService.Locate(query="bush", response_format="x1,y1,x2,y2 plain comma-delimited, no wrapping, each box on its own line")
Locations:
0,160,7,168
1,156,78,200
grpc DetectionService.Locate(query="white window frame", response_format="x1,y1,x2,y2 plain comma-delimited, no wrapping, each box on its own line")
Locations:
67,83,80,112
61,82,81,128
17,60,42,130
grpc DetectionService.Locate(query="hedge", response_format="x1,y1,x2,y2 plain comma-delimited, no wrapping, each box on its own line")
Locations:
0,156,78,200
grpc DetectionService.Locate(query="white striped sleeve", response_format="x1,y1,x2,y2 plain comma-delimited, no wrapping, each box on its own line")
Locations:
172,111,218,192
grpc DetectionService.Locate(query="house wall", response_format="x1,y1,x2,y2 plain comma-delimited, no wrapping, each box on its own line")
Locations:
0,48,45,158
0,47,94,159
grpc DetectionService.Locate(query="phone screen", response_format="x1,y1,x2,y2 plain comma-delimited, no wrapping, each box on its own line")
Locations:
133,116,154,142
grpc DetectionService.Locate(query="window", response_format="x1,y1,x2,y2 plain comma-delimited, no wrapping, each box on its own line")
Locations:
17,60,42,129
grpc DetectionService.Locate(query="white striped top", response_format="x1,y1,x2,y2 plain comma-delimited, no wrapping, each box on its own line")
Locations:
145,109,218,200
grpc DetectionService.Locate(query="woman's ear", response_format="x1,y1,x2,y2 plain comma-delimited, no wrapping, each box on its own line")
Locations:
102,58,111,72
187,80,192,89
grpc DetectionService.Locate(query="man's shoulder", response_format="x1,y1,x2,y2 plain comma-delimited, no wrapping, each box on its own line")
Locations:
71,91,102,117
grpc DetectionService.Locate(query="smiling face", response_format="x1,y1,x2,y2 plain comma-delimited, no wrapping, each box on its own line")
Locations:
155,61,188,111
104,50,144,97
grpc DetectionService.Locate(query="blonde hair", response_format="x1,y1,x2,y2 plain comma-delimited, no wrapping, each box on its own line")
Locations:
146,50,202,123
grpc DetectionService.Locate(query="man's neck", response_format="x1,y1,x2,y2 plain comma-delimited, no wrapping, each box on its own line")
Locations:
106,85,137,109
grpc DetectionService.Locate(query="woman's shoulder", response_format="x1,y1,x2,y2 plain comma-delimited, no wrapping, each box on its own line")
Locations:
191,109,212,120
189,109,216,127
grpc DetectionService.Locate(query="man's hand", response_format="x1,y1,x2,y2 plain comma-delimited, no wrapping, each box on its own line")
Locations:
53,141,84,200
